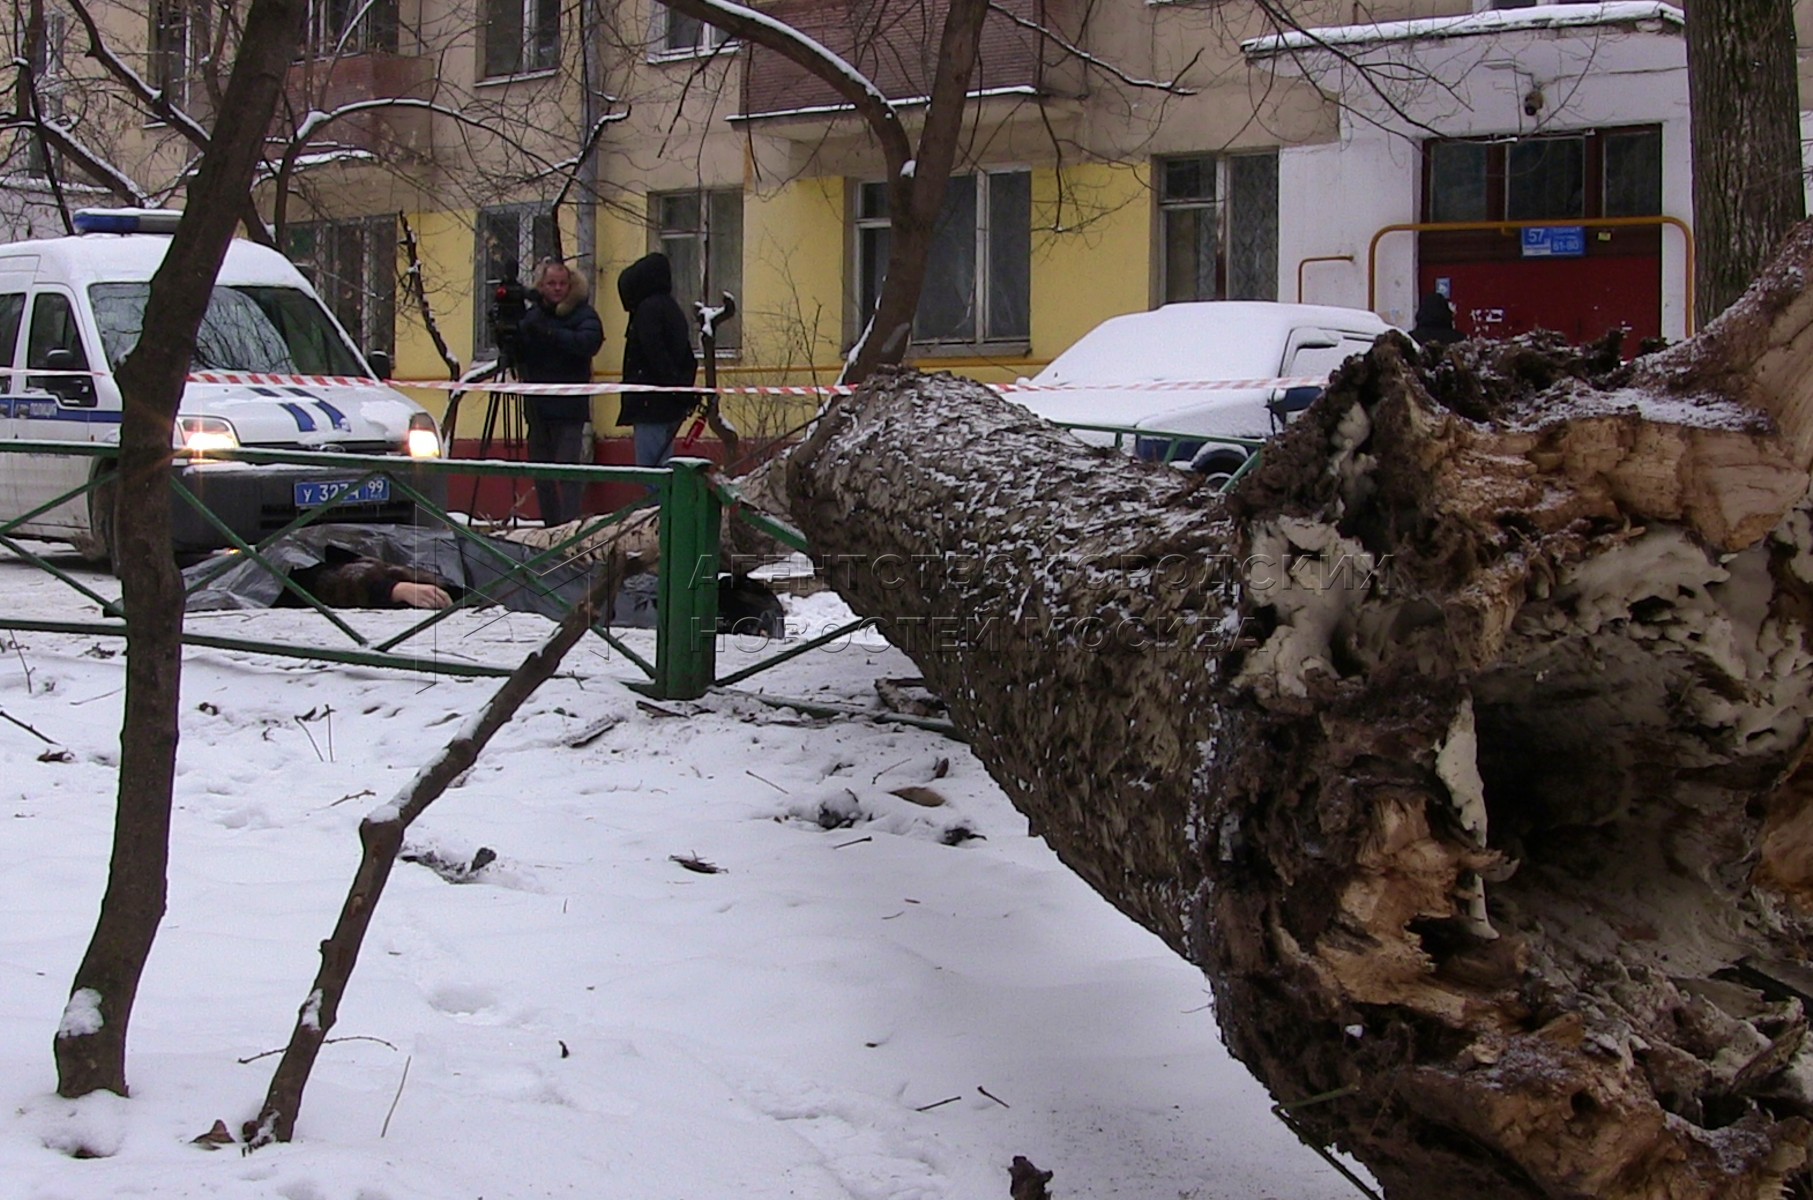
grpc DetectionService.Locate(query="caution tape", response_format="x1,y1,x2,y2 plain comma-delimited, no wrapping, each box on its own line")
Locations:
5,365,1333,396
188,371,1334,396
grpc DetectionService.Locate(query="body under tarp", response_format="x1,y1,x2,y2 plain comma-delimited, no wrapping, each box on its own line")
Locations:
180,523,664,625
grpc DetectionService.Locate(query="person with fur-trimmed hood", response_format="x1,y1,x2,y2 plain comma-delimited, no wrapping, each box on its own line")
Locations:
615,251,699,468
516,257,603,525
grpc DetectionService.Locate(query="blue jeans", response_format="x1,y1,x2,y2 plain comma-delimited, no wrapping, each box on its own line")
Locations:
633,420,685,469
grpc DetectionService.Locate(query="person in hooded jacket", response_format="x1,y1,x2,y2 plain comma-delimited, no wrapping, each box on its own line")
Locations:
616,252,699,468
1409,291,1465,348
515,257,603,525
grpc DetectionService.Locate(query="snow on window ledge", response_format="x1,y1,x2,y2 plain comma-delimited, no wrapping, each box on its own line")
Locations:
475,66,559,88
646,40,738,65
907,340,1033,362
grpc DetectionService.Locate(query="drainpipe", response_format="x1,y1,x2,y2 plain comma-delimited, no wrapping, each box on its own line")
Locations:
575,0,604,285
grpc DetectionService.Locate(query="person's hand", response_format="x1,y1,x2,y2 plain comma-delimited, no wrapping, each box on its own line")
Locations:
391,581,453,609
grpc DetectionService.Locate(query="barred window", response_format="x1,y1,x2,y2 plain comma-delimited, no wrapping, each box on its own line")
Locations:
286,215,399,359
1158,152,1279,303
654,190,743,352
473,205,558,358
855,170,1030,346
482,0,559,78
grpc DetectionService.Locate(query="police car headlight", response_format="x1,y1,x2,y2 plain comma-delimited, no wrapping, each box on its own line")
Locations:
406,412,441,459
176,415,238,454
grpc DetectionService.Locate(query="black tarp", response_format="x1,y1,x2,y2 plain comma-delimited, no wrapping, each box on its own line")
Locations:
181,524,661,626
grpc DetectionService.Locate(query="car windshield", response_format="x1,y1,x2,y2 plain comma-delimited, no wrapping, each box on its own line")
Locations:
89,283,368,377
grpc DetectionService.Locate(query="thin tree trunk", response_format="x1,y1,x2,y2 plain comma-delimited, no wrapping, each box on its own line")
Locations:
1687,0,1804,326
53,0,307,1100
246,555,625,1147
786,226,1813,1198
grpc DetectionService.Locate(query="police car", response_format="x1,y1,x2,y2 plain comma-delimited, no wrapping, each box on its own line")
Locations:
0,208,443,562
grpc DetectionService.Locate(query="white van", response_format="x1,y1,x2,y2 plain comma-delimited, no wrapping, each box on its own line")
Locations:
1012,301,1396,484
0,208,443,560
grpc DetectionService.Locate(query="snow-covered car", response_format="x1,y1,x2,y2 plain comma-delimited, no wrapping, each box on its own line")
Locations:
1011,301,1396,484
0,208,444,561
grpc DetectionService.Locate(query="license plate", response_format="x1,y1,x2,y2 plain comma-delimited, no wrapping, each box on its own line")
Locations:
294,477,391,507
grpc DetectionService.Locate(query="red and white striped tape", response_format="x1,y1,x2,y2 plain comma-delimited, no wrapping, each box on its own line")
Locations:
2,365,1332,396
186,371,1334,397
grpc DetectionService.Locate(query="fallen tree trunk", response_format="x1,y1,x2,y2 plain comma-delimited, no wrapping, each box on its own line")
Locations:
786,226,1813,1199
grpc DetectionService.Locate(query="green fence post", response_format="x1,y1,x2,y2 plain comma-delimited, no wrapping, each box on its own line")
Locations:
651,458,720,700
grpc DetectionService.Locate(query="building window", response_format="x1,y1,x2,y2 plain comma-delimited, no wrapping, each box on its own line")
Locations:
856,171,1031,346
474,204,558,359
1158,152,1279,304
287,216,398,359
482,0,559,78
1428,141,1490,223
1506,136,1584,220
654,190,743,352
1424,128,1661,223
150,0,197,106
305,0,399,58
1603,128,1663,218
656,7,729,57
23,12,67,177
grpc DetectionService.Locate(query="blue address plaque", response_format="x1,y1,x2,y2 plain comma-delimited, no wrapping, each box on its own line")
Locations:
1520,226,1587,258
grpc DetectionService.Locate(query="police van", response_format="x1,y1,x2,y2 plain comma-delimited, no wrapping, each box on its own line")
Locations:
0,208,443,562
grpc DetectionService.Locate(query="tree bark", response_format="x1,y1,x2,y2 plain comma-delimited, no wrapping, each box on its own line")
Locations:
786,225,1813,1198
53,0,307,1100
1687,0,1804,327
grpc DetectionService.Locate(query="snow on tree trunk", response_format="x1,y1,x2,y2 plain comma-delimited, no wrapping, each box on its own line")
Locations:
785,225,1813,1199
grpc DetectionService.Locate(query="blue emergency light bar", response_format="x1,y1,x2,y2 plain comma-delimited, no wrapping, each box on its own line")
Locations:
72,208,184,235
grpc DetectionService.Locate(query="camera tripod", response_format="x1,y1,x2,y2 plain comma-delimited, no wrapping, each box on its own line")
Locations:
444,360,533,524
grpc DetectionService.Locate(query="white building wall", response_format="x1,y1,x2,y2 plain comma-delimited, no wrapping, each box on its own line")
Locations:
1279,135,1421,329
1261,17,1695,339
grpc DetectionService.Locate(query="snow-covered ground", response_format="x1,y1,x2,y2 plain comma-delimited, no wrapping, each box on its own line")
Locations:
0,547,1360,1200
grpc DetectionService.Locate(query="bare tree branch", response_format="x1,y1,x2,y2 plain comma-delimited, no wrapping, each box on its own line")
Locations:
986,2,1198,95
655,0,912,170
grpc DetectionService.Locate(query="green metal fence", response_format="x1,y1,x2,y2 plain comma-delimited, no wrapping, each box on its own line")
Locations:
0,442,702,689
0,422,1256,703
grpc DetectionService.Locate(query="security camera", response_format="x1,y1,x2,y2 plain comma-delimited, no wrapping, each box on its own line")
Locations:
1523,87,1545,118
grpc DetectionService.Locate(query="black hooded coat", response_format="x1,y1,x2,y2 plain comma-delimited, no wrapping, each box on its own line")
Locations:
615,252,699,426
1409,292,1465,347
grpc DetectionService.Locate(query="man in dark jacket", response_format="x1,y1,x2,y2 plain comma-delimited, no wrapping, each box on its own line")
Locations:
615,252,699,468
1410,291,1465,348
515,258,604,524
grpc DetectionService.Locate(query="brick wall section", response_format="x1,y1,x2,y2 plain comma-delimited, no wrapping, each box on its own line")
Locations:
740,0,1050,118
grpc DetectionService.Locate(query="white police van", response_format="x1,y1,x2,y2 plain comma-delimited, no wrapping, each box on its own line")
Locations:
0,208,443,562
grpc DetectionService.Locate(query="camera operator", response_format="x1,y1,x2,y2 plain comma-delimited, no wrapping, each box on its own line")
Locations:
511,257,603,526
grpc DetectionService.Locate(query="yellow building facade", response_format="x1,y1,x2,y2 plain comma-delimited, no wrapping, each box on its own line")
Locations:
23,1,1811,453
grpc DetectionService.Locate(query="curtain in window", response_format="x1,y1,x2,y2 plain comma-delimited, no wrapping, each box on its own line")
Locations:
1226,154,1278,301
916,176,978,341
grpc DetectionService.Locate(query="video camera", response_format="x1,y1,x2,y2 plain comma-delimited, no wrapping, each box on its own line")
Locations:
488,257,531,369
